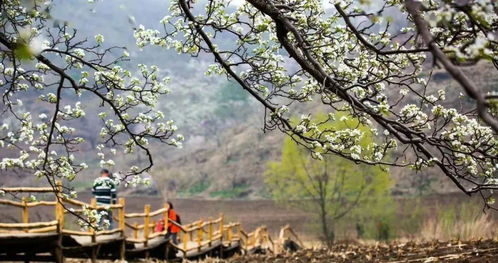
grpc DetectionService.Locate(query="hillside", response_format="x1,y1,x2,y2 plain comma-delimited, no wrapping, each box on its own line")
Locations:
112,61,498,199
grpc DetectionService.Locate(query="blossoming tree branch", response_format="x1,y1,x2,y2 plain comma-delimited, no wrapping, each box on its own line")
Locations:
135,0,498,206
0,0,183,197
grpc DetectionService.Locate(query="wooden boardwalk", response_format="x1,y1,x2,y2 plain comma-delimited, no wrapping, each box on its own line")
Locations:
0,182,295,262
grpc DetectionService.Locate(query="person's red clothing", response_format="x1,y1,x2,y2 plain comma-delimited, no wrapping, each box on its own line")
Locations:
154,219,165,232
168,209,180,233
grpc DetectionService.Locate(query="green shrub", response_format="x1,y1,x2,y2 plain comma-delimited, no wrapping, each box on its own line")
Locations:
210,184,250,199
179,180,210,196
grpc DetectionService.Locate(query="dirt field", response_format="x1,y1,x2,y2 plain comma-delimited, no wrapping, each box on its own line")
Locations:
63,240,498,262
209,240,498,262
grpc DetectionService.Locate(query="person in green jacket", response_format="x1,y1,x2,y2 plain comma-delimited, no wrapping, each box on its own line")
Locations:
92,169,117,228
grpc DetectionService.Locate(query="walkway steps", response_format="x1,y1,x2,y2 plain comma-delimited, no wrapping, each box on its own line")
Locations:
0,232,62,262
62,234,125,260
0,182,299,262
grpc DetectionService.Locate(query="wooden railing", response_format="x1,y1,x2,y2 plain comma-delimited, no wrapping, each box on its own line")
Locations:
61,196,126,242
0,182,299,259
123,203,169,246
240,225,275,252
0,185,58,234
122,205,235,256
175,215,226,254
0,182,127,238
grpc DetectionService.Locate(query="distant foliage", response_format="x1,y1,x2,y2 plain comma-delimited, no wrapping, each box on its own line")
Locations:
214,80,250,120
265,113,393,244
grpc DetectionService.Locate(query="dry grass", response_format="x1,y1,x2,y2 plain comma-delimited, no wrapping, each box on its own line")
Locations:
419,212,497,241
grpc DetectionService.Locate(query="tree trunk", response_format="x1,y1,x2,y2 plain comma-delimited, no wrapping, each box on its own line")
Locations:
319,200,333,247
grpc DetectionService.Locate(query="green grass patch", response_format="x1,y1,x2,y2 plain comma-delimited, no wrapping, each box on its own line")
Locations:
179,180,210,197
209,184,250,199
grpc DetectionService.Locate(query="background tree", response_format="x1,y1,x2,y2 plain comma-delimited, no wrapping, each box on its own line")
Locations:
265,114,393,245
139,0,498,207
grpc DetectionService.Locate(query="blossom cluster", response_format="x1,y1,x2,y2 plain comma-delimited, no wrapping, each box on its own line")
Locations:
135,0,497,200
0,1,183,191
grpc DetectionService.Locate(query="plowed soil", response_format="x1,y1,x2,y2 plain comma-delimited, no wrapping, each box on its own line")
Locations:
209,240,498,263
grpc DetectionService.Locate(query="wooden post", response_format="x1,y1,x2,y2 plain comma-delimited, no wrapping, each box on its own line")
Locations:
21,197,28,232
54,181,64,263
88,198,98,263
163,202,169,233
143,204,150,247
197,220,203,250
133,223,138,239
118,198,126,261
55,181,64,229
54,222,64,263
219,213,224,258
208,217,213,244
162,202,170,261
54,197,61,225
183,230,188,252
90,198,97,243
118,198,125,235
219,213,224,238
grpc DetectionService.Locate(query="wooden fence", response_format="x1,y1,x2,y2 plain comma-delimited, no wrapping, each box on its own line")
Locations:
0,181,299,262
